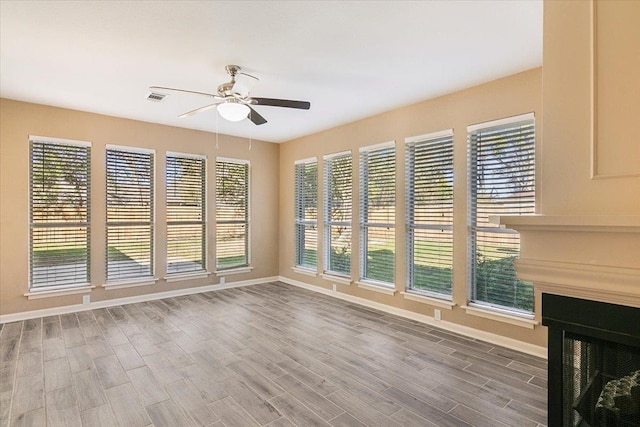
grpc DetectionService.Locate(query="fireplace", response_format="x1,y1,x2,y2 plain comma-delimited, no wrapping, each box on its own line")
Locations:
493,215,640,426
543,294,640,427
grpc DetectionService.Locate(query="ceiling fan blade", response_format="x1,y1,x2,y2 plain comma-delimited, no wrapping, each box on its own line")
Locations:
178,103,220,118
150,86,222,99
251,98,311,110
248,106,267,125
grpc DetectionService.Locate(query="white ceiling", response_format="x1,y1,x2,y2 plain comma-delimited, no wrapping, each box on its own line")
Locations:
0,1,542,143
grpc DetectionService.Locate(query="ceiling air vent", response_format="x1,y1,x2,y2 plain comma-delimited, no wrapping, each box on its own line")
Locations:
146,92,166,102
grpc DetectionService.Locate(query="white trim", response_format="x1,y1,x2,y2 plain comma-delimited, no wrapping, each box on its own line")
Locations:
102,278,159,290
321,273,352,285
29,135,91,147
6,277,546,359
164,271,211,282
105,144,155,154
279,276,546,359
323,150,352,160
25,285,95,300
294,157,317,165
514,259,640,308
292,267,318,277
405,129,454,144
216,156,250,165
401,292,455,310
359,140,395,152
204,158,209,271
1,276,279,324
214,266,254,276
355,281,397,296
467,112,535,133
29,135,91,148
462,305,538,329
167,151,207,160
246,161,252,266
492,214,640,233
152,152,157,278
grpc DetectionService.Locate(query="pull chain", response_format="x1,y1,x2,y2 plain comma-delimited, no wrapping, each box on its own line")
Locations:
215,110,219,150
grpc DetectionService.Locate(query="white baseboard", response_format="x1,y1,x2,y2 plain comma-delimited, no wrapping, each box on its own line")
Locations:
0,276,279,324
1,275,547,359
278,275,547,359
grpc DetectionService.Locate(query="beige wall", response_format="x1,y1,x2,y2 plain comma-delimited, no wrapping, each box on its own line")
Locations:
541,0,640,215
0,99,279,316
279,68,547,347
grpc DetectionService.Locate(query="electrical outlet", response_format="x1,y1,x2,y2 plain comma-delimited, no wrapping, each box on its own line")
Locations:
434,309,441,321
332,284,337,292
220,277,225,285
83,295,90,305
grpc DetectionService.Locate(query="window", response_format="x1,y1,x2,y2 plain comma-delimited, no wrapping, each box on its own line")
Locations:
406,131,454,298
359,142,395,286
468,113,535,313
216,158,249,270
166,153,206,275
29,137,91,288
106,146,154,281
323,151,352,277
294,158,318,270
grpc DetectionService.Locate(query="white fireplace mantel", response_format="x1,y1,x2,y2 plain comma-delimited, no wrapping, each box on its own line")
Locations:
492,215,640,308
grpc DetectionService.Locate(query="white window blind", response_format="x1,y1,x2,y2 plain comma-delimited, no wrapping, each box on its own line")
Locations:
166,153,206,274
216,159,249,270
29,138,91,288
323,152,352,277
359,142,395,286
468,114,535,313
294,159,318,269
106,147,154,281
406,131,454,298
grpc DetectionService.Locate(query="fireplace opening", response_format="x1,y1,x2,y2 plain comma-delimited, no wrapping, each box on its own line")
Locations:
543,294,640,427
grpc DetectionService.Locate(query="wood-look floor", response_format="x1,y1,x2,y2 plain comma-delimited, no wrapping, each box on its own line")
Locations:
0,282,548,427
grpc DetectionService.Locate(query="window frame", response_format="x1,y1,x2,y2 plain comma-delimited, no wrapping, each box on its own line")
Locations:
294,157,318,271
467,112,536,315
405,130,454,300
323,150,353,278
359,141,396,288
166,151,207,276
105,144,156,284
29,135,92,290
215,157,250,271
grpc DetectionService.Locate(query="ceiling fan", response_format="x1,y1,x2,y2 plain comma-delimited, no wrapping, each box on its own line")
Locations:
150,65,310,125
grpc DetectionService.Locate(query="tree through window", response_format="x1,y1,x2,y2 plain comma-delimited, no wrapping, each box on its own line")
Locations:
468,114,535,313
216,158,249,270
30,137,91,288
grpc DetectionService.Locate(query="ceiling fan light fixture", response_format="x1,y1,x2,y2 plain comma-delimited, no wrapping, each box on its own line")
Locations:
217,100,249,122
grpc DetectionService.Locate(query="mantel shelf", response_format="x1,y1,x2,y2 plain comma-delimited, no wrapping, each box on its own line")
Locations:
490,215,640,233
488,215,640,308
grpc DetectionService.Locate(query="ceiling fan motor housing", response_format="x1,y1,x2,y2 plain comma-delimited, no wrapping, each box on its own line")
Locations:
218,81,236,98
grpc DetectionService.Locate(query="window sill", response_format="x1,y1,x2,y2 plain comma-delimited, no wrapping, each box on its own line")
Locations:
461,304,538,329
102,278,158,291
401,292,455,310
321,273,352,285
292,267,317,277
164,271,210,282
355,281,397,296
25,284,95,300
214,266,253,276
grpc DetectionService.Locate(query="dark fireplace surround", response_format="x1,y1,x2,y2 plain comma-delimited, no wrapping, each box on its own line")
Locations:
543,294,640,427
493,215,640,426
